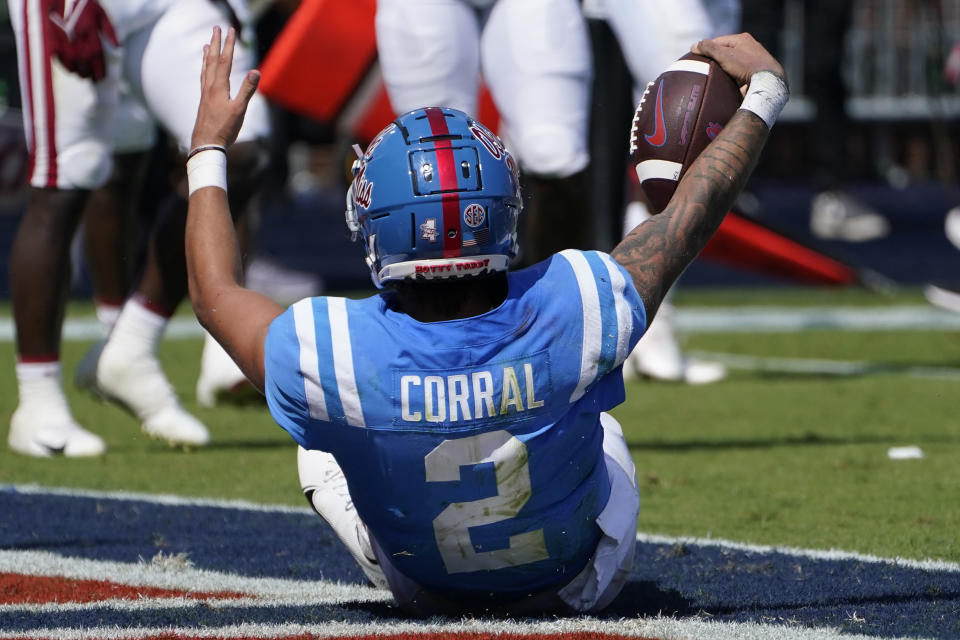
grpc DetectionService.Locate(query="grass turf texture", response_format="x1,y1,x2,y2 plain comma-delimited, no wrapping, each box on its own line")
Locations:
0,287,957,565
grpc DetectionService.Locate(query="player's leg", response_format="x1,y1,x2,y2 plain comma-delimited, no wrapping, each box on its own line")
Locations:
482,0,593,264
77,1,269,445
80,85,157,334
606,0,728,384
804,0,887,242
297,446,388,589
557,412,639,612
143,0,269,410
603,0,714,85
375,0,481,115
6,0,116,457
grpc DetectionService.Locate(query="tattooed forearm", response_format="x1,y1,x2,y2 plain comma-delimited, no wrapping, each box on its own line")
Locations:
611,109,771,320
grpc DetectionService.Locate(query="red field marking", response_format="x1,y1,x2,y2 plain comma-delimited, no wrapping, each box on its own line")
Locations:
0,572,249,604
139,637,318,640
317,635,659,640
138,635,659,640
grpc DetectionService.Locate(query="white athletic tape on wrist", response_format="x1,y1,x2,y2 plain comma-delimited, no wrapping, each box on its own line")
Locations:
186,148,227,196
739,70,789,129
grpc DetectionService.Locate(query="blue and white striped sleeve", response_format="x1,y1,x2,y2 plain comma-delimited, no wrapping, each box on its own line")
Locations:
264,297,370,451
264,298,330,450
557,250,647,402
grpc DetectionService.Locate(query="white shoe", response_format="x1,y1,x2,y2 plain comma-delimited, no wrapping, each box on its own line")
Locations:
8,404,106,458
624,304,727,385
298,446,388,589
681,359,728,385
76,339,209,447
924,284,960,314
196,333,253,409
944,206,960,251
624,306,684,381
810,190,890,242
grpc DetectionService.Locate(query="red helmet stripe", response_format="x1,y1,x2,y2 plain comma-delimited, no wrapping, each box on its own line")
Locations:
424,107,461,257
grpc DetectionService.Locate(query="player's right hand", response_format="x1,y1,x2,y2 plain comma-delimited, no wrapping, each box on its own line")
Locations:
190,27,261,151
691,33,785,90
45,0,119,82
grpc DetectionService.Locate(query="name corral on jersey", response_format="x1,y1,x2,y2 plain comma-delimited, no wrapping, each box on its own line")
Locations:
397,354,549,425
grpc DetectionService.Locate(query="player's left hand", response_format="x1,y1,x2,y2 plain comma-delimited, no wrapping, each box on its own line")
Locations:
190,26,260,151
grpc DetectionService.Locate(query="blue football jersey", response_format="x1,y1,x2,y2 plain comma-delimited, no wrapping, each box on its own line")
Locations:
264,250,646,599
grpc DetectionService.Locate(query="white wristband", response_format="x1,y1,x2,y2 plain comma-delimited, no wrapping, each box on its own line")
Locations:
739,70,789,129
186,148,227,196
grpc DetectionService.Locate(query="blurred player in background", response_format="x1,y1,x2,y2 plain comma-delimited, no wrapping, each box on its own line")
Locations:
375,0,593,265
593,0,739,384
741,0,889,242
6,0,269,457
184,28,787,613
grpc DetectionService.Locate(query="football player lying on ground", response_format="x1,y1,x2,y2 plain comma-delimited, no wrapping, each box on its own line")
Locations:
185,27,787,614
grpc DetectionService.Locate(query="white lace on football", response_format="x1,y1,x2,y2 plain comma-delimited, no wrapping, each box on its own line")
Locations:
628,81,655,155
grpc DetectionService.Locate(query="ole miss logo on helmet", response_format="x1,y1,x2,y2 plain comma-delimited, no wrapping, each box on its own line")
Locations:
469,123,505,159
644,80,667,148
354,164,374,209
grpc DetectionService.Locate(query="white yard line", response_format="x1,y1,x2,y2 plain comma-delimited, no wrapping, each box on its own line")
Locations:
672,305,960,332
0,619,934,640
688,350,960,380
0,306,958,343
5,484,959,573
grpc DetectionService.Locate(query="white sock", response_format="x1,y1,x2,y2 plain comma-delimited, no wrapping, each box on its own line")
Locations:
16,360,70,413
107,298,168,357
94,301,123,335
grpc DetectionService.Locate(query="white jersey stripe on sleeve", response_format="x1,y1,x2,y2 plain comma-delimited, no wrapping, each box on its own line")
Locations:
560,250,602,403
24,0,51,187
599,253,633,366
327,297,366,428
293,299,329,421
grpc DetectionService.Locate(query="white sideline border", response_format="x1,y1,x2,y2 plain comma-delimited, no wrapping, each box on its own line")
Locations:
6,483,960,574
1,305,960,343
0,619,934,640
0,485,949,640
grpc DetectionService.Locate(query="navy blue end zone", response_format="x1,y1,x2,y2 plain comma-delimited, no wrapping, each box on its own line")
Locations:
1,486,958,638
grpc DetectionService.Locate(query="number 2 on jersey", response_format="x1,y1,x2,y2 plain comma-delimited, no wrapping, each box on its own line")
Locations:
425,430,549,574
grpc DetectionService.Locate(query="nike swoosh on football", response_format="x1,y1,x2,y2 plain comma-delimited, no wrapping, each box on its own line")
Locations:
644,79,667,147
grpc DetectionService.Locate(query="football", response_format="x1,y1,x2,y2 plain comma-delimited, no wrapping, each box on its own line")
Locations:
628,52,742,213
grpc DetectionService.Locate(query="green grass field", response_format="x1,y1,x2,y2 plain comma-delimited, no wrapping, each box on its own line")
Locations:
1,287,958,565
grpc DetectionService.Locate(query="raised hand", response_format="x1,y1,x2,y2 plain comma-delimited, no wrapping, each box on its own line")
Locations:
692,33,785,89
190,27,261,151
46,0,119,81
